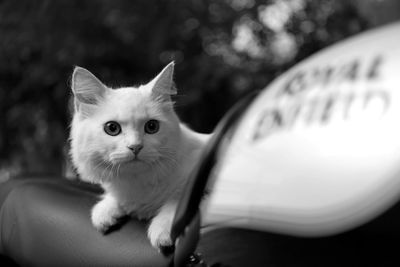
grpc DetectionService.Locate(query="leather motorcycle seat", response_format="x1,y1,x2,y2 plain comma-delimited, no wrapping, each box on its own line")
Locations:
0,176,170,267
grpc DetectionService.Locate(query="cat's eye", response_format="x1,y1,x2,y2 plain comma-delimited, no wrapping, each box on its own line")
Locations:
104,121,121,136
144,120,160,134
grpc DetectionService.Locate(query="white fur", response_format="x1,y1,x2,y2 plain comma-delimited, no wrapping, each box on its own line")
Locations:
69,63,210,249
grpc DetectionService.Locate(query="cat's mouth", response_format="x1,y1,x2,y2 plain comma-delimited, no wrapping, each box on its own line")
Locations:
122,156,142,164
109,152,144,165
129,156,142,163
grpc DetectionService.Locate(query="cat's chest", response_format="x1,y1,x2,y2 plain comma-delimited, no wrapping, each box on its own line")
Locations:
110,172,164,201
104,169,178,216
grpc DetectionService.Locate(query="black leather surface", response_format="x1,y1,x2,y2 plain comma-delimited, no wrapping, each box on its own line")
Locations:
3,176,400,267
197,226,400,267
0,177,170,267
197,199,400,267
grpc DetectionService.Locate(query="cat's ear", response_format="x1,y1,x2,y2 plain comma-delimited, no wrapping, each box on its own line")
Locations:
147,62,177,97
71,66,107,115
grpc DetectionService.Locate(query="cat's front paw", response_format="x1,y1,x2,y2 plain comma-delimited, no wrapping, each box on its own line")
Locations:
91,196,125,234
147,213,174,254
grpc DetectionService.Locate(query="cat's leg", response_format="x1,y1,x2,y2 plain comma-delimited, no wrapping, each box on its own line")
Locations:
91,193,126,234
147,200,177,253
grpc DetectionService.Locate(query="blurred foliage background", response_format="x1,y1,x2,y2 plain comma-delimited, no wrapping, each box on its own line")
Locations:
0,0,399,179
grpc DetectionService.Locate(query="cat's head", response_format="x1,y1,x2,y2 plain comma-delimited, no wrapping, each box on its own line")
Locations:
70,62,180,181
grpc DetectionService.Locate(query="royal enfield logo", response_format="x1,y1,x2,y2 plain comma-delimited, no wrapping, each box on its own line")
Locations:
252,55,389,142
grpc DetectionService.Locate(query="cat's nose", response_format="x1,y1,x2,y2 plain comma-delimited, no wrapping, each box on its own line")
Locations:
128,144,143,155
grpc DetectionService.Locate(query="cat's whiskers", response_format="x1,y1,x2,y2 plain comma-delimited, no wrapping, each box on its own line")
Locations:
92,158,107,171
100,161,114,182
116,163,121,178
99,162,109,182
152,159,170,179
91,159,109,182
109,163,118,181
106,163,113,181
158,148,178,165
145,147,178,179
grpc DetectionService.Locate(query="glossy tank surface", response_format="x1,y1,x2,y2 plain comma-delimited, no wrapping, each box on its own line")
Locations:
205,22,400,237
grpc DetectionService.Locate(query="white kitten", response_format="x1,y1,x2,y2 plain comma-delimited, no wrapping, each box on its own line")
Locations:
69,62,210,251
